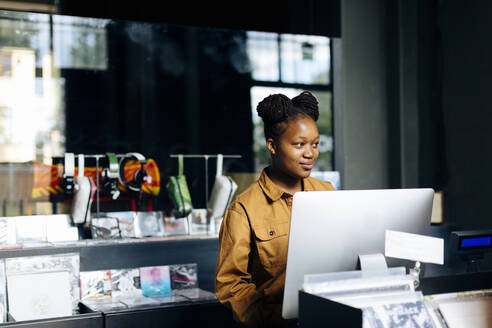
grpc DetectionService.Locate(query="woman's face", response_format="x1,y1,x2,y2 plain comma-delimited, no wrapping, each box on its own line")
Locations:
268,115,320,180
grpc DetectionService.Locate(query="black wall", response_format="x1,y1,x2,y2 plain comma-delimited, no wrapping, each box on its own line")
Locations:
57,0,341,37
438,0,492,229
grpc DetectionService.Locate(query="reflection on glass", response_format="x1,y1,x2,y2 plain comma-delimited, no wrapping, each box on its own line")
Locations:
0,9,333,217
53,15,108,70
280,34,331,85
246,31,279,81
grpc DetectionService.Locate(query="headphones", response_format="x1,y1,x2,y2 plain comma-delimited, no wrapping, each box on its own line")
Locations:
118,152,150,192
60,153,75,195
102,152,121,200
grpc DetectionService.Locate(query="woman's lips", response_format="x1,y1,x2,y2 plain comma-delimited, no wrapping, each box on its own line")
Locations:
300,163,313,170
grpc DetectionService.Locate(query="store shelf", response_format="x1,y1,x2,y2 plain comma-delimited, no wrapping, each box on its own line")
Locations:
103,299,234,328
0,235,220,292
0,313,103,328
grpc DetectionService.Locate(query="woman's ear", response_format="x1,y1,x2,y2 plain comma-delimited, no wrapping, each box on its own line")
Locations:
267,138,276,156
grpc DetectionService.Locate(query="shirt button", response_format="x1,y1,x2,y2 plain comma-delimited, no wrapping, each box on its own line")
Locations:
269,230,275,236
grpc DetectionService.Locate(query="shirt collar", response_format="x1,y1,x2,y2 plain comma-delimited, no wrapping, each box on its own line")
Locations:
258,167,314,201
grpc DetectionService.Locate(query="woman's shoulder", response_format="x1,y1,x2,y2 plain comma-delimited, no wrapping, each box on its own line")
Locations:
231,180,263,207
305,176,336,191
222,181,264,221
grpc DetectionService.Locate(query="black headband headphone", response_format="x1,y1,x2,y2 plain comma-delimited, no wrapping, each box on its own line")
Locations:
118,152,148,192
102,152,121,199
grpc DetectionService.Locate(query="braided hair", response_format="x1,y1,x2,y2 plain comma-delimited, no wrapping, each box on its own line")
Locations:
256,91,319,141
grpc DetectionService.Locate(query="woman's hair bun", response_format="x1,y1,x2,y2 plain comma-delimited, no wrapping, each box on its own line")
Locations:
292,91,319,121
256,94,292,124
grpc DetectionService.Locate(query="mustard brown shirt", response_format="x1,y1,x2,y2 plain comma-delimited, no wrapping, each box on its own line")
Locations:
215,168,335,328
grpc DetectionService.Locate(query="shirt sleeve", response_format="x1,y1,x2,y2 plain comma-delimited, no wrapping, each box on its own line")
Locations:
215,203,266,327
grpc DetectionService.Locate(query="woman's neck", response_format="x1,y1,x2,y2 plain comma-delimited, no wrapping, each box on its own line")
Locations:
267,166,303,195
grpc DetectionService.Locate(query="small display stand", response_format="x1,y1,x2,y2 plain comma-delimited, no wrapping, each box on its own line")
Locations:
298,253,430,328
79,289,233,328
298,251,492,328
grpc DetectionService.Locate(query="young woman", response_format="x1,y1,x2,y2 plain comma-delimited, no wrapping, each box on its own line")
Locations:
215,91,334,328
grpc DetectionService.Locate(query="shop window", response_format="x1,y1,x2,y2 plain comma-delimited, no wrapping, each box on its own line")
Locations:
246,32,333,172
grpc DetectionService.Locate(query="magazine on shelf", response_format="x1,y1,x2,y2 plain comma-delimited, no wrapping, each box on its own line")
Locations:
111,268,142,298
140,265,171,296
170,263,198,290
80,270,112,300
5,253,80,311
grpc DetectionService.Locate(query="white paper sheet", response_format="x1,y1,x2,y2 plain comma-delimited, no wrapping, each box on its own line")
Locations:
385,230,444,264
8,271,72,321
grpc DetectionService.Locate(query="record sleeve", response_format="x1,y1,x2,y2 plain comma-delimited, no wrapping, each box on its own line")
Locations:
7,271,72,321
46,214,79,242
135,212,165,238
163,215,188,236
91,217,120,239
170,263,198,290
111,268,142,298
80,270,112,300
106,211,136,238
140,266,171,296
188,209,208,235
363,299,435,328
5,253,80,311
14,215,47,244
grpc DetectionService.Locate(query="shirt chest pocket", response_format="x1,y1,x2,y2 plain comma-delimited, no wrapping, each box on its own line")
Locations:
252,221,290,268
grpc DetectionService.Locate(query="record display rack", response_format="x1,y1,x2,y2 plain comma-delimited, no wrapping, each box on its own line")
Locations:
0,313,103,328
0,235,235,327
94,297,233,328
298,271,492,328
